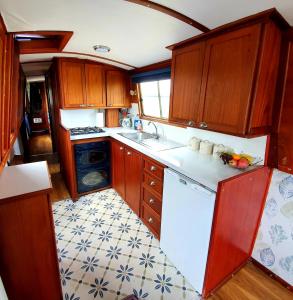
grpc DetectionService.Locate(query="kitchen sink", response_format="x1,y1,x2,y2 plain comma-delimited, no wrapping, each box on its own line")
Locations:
118,132,184,151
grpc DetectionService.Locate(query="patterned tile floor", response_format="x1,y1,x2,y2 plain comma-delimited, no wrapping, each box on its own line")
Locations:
53,189,199,300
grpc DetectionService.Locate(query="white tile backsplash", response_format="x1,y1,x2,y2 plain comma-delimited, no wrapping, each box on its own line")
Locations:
128,103,267,161
60,109,105,128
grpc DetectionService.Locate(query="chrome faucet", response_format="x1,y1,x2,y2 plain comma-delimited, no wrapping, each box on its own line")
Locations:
148,121,159,139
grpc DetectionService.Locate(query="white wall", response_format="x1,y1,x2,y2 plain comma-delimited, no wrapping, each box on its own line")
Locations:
129,103,267,161
60,109,105,128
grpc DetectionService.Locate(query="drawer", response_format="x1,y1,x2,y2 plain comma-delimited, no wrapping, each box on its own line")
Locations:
142,188,162,215
144,158,164,180
141,203,161,238
144,173,163,195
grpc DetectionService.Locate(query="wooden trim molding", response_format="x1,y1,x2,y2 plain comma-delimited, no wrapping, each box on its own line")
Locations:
125,0,210,32
130,59,171,75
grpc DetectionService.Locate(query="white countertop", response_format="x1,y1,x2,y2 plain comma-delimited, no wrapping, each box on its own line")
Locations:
68,127,257,192
0,161,52,200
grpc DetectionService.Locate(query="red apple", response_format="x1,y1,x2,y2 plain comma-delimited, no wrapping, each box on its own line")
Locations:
237,158,249,169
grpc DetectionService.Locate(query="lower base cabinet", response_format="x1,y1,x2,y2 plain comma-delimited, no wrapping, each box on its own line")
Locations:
111,139,142,216
0,168,62,300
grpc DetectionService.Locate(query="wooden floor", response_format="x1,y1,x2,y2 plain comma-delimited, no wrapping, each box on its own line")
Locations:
29,133,53,155
48,162,292,300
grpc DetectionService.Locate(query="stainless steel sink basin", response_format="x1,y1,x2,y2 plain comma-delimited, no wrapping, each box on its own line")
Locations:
118,132,184,151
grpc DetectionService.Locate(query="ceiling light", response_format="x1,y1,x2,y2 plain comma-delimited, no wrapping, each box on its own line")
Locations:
93,45,111,53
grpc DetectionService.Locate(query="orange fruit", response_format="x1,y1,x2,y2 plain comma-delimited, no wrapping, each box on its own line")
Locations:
232,154,241,160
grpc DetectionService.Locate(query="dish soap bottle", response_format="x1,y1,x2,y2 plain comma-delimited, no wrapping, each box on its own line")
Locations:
133,115,142,130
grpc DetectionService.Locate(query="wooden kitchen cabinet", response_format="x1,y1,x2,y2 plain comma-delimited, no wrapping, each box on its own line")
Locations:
85,63,106,107
60,60,86,108
278,41,293,174
106,70,130,107
124,146,142,215
0,162,62,300
111,140,126,199
168,11,284,136
169,42,206,126
199,25,261,135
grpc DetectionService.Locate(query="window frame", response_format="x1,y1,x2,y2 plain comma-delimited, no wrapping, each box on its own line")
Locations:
137,79,170,122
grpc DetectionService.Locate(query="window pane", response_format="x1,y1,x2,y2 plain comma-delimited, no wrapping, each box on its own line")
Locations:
140,79,170,119
159,79,171,97
142,96,161,118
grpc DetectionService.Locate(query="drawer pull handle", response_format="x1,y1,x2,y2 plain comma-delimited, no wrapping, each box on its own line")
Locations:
199,122,208,129
127,151,131,155
148,217,153,224
120,147,124,150
150,181,156,186
150,165,157,171
149,198,155,204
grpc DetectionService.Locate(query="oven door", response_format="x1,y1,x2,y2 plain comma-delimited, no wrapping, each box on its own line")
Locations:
75,141,110,168
76,167,111,194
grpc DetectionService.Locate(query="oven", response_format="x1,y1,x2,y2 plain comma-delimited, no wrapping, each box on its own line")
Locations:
74,140,111,194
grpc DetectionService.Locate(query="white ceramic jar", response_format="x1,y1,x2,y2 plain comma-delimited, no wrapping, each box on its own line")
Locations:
213,144,226,158
199,140,214,155
189,137,201,151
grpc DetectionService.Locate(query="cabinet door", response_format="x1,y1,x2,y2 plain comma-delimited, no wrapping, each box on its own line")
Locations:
60,61,85,108
124,147,142,216
111,140,125,199
169,42,206,126
199,25,261,135
278,42,293,174
85,64,106,107
106,70,129,107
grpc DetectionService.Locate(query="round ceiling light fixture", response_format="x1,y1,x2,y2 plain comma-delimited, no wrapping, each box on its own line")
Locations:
93,45,111,53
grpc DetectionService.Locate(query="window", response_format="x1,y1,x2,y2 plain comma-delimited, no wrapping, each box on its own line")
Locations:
139,79,171,119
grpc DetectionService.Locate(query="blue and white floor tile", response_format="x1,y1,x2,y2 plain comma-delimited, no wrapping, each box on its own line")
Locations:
53,189,199,300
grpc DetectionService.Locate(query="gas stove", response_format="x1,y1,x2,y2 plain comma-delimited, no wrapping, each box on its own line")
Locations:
69,126,105,136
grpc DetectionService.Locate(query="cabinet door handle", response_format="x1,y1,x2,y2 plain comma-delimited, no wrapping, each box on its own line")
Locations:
199,122,208,128
108,103,113,107
187,120,195,126
150,165,157,171
80,104,86,107
119,146,124,150
148,217,153,224
127,151,132,155
149,198,155,204
150,181,156,186
88,104,95,107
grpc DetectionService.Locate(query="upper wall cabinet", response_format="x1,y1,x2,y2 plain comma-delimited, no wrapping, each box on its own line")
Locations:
85,64,106,107
57,58,130,109
169,13,284,136
60,60,85,108
169,42,206,126
106,70,130,108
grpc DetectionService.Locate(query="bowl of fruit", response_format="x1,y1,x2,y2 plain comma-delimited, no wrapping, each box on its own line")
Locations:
219,152,260,170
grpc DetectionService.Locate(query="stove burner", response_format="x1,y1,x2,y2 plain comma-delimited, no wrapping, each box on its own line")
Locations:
69,126,105,136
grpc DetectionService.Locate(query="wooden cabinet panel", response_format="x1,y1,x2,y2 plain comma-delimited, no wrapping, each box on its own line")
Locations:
143,173,163,195
0,193,62,300
111,140,125,199
169,42,205,125
143,157,164,180
142,187,162,215
199,25,261,135
106,70,130,107
85,63,105,107
141,203,161,238
278,42,293,174
124,146,142,215
60,60,85,108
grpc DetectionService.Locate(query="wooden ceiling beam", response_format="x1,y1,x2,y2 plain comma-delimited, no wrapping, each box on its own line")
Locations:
125,0,210,32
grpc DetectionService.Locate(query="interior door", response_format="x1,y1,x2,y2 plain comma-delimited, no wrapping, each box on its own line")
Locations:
106,70,129,107
124,146,142,215
169,42,206,126
199,25,261,135
60,60,85,108
85,64,105,107
111,140,125,199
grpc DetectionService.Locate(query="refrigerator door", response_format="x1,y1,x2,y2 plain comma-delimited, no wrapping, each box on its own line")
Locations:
160,168,216,294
